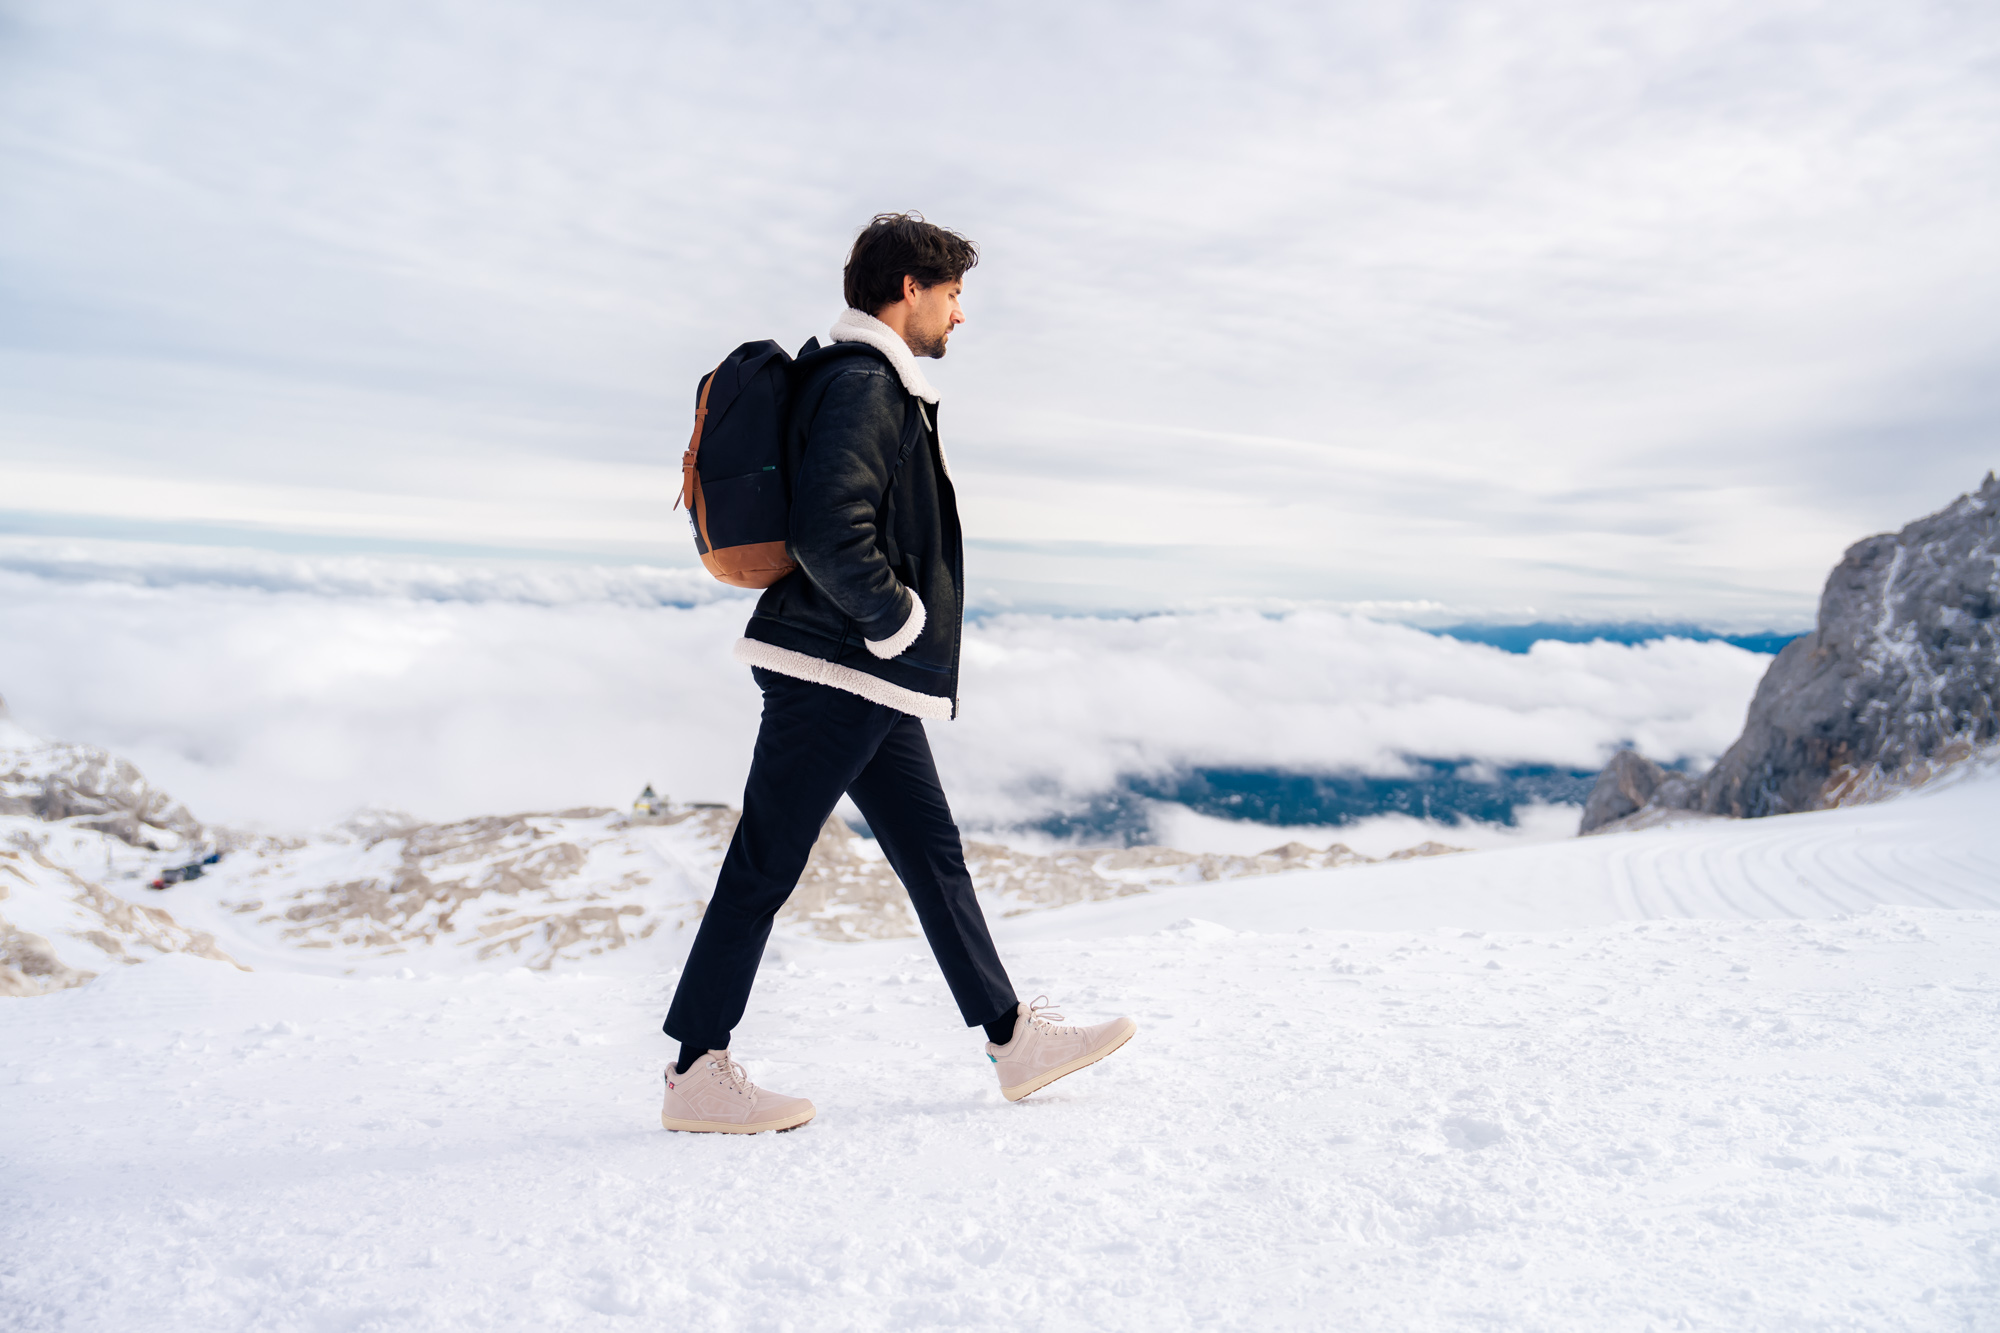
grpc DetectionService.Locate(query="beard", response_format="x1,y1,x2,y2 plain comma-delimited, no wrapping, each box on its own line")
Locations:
906,322,951,359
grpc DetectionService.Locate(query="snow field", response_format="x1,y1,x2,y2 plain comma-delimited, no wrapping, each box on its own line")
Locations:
4,904,1997,1331
4,771,1998,1329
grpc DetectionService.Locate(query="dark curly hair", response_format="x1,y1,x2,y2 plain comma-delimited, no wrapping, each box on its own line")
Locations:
843,213,979,315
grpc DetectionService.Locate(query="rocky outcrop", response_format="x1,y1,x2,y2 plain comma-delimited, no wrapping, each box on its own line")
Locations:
1580,751,1664,831
246,810,670,967
0,916,96,996
1582,474,2000,832
0,710,206,851
1578,751,1706,833
962,837,1386,919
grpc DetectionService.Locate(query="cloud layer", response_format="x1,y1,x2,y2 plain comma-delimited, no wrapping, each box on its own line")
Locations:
0,547,1770,833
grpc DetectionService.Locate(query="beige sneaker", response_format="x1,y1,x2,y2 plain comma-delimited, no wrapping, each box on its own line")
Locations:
986,997,1136,1102
660,1051,816,1134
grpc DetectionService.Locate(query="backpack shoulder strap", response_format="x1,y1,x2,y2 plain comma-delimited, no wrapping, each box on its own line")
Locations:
675,368,718,512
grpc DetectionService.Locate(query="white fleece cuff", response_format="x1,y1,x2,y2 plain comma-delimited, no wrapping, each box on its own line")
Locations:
865,594,926,660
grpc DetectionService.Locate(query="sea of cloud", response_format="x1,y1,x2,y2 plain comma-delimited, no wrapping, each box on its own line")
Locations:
0,540,1772,842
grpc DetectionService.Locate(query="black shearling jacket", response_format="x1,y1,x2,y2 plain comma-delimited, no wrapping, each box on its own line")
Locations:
731,311,964,720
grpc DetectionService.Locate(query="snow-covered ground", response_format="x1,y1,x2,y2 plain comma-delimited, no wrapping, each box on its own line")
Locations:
4,766,1997,1329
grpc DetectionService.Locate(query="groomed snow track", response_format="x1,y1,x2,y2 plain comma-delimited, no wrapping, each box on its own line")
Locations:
2,772,1996,1331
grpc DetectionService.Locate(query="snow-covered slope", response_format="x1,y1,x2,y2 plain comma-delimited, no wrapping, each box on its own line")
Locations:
4,802,1447,983
1000,756,2000,940
0,826,242,996
4,762,1997,1329
1,710,242,994
140,753,2000,981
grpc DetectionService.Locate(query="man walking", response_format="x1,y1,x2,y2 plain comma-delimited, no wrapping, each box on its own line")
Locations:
660,214,1135,1133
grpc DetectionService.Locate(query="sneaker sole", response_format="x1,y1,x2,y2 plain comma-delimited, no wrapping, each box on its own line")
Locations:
1000,1017,1137,1103
660,1106,816,1134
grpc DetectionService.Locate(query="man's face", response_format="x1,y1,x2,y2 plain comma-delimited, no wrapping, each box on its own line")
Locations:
903,277,964,359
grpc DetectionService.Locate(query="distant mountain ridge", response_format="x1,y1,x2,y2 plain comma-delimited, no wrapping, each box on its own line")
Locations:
1432,622,1801,655
1036,762,1599,845
1583,474,2000,832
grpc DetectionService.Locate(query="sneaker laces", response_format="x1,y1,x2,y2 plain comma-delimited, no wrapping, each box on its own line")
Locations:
1025,996,1082,1036
711,1051,756,1103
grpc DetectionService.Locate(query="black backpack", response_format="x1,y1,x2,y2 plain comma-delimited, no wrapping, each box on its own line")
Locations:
677,340,798,588
677,337,881,587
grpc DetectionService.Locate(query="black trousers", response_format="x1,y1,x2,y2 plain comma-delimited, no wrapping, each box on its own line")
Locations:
663,668,1017,1051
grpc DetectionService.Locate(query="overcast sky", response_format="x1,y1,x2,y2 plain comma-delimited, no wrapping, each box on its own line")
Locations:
4,0,1998,626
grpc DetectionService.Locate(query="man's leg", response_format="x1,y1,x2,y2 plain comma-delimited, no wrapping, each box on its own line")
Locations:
846,714,1018,1031
663,670,896,1051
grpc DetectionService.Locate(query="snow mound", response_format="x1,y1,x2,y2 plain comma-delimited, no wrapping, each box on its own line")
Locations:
4,900,1995,1328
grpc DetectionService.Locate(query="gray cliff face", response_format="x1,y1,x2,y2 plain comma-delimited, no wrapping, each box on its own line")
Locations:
1581,473,2000,832
1701,473,1999,817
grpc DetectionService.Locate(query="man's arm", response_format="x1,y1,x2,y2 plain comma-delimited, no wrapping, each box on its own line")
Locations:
788,367,924,658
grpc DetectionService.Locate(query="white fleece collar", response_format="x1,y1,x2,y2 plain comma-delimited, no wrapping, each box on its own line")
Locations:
828,309,941,404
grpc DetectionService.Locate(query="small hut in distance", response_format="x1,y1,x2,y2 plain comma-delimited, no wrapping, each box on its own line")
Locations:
631,784,669,822
629,783,725,824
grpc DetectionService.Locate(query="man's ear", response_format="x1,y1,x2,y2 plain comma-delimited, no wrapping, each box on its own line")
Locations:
903,274,921,304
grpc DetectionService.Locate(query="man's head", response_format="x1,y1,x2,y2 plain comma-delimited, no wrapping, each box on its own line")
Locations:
844,212,977,360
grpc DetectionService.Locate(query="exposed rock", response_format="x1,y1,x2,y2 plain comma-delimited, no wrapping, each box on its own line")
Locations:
1699,474,1998,816
1383,841,1471,861
1582,474,2000,832
1578,751,1702,834
0,917,96,996
334,808,422,842
262,811,663,966
964,837,1393,917
1579,751,1663,832
0,729,205,850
